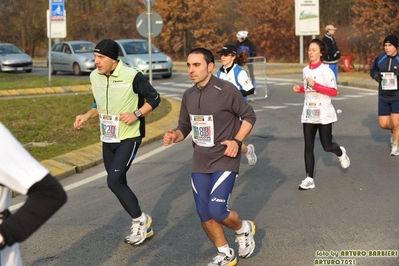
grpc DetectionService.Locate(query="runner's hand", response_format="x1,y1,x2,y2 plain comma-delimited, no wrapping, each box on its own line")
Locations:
74,115,87,129
221,140,240,158
163,130,176,146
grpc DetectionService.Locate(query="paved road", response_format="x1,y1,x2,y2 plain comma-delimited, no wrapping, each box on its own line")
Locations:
12,73,399,266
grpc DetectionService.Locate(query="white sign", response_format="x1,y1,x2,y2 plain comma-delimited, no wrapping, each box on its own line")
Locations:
46,9,67,38
295,0,319,36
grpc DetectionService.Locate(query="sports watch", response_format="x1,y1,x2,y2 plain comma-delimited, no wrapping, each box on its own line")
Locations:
232,138,242,147
134,109,143,118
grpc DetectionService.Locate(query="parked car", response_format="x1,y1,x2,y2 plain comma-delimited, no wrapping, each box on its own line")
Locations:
47,40,96,76
115,39,173,78
0,42,32,73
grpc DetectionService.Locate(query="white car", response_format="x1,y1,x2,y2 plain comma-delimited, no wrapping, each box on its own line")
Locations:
48,41,96,76
0,42,32,73
115,39,173,79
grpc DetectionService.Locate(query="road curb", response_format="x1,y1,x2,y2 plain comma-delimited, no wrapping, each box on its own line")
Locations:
0,85,92,97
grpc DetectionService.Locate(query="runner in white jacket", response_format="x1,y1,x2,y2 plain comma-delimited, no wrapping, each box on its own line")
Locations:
293,39,350,190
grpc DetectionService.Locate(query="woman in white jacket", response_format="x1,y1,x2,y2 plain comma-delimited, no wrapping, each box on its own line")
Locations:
293,39,350,190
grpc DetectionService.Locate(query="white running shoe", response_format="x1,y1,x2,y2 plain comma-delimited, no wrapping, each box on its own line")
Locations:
390,144,399,156
338,146,350,169
235,220,256,258
207,248,237,266
245,144,257,166
299,176,315,190
124,213,154,245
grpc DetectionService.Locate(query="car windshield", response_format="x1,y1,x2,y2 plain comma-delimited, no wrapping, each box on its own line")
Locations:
121,41,160,55
71,43,95,54
0,44,23,54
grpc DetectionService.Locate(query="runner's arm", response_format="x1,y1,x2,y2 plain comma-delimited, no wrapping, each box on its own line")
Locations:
313,82,338,96
0,174,67,248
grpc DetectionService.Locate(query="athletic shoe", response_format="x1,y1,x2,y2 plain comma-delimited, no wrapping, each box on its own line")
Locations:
207,248,237,266
338,146,350,169
235,220,256,258
245,144,257,166
299,176,315,190
390,144,399,156
124,213,154,245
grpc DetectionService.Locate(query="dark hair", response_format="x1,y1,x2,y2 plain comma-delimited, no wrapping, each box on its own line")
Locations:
189,47,215,64
310,38,326,58
237,50,249,67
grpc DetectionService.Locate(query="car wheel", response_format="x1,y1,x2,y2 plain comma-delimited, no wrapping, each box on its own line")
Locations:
162,73,172,79
25,69,32,73
73,63,82,76
50,63,57,75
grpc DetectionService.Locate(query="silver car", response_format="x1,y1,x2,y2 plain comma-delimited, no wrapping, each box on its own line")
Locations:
115,39,173,79
48,41,96,76
0,42,32,73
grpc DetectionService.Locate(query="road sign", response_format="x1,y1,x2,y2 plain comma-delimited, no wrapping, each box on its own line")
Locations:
136,11,163,38
142,0,155,8
47,9,67,38
51,0,65,20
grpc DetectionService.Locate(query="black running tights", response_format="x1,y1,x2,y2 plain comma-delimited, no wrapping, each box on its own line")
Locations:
303,123,342,178
103,138,142,219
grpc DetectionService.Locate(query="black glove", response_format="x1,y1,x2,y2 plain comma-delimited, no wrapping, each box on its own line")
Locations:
374,73,382,83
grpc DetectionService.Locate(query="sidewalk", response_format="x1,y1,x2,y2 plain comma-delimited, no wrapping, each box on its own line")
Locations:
6,60,377,182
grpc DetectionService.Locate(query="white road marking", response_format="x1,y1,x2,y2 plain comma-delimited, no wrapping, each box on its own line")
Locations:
10,145,173,211
262,106,289,109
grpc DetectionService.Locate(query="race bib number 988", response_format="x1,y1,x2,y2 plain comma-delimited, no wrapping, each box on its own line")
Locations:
190,114,215,147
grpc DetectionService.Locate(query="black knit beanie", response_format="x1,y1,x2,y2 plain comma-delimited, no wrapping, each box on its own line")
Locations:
94,39,119,60
383,34,399,49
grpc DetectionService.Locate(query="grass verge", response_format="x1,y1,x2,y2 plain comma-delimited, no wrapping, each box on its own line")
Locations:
0,72,90,90
0,94,170,161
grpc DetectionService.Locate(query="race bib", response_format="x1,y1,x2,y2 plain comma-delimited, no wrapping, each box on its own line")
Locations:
381,72,397,90
190,114,215,147
99,114,120,143
305,102,321,122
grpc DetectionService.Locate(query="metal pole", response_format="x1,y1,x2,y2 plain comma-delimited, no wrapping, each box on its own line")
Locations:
147,0,152,84
48,0,52,82
299,35,303,64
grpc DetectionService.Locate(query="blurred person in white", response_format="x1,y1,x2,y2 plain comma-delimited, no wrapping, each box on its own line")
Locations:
0,122,67,266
